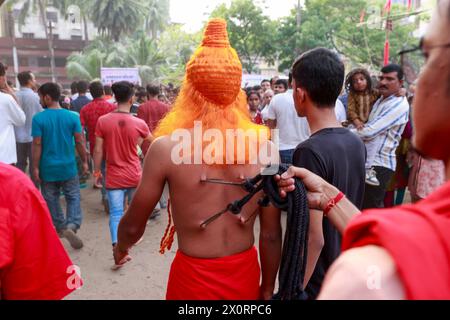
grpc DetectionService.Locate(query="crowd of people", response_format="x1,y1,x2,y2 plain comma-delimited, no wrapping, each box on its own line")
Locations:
0,0,449,300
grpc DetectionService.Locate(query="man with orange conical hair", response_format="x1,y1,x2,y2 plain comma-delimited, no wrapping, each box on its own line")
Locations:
112,19,282,300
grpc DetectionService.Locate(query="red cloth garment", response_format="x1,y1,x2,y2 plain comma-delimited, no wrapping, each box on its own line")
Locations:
342,181,450,299
80,98,116,155
0,163,81,300
166,246,261,300
251,110,263,125
95,112,150,189
137,99,169,154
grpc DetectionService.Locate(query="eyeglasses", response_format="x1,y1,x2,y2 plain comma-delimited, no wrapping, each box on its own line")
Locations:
399,37,450,60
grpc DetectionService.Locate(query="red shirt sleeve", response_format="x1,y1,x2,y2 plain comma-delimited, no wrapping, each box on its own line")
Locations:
0,166,82,300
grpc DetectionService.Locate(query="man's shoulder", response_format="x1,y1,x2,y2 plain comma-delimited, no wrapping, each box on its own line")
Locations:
0,92,16,105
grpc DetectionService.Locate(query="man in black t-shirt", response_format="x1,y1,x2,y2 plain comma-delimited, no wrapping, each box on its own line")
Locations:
290,48,366,299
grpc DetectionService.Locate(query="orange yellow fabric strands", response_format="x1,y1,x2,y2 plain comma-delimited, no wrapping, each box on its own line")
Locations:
153,18,269,165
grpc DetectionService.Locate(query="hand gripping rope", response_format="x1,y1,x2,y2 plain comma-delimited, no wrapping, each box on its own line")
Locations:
200,164,310,300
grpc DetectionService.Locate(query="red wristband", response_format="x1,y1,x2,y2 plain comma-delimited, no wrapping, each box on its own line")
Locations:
323,192,345,216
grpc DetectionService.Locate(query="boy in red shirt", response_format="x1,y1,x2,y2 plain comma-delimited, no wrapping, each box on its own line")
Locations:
80,81,116,211
93,81,152,267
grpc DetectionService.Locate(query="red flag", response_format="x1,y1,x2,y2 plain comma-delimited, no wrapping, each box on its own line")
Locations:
384,0,392,13
360,10,366,23
384,40,390,66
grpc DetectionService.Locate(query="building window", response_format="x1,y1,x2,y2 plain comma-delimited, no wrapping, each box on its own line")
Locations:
37,57,51,67
71,35,83,41
22,33,35,39
28,57,38,68
46,11,58,23
55,57,66,67
19,57,28,67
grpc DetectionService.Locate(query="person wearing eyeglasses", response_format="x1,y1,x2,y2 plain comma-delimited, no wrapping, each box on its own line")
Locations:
277,0,450,299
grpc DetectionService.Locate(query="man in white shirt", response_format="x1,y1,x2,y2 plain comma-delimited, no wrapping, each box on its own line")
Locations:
15,71,43,178
266,73,310,164
0,90,26,165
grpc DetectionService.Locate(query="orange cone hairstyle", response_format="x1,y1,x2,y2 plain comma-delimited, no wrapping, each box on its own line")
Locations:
153,18,269,164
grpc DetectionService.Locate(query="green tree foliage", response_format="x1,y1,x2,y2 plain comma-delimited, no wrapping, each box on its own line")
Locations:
144,0,170,40
210,0,277,73
277,0,422,71
90,0,145,42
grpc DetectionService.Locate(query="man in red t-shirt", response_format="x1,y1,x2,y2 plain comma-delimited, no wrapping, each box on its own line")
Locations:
137,84,169,155
94,81,152,268
0,163,82,299
276,0,450,299
80,81,116,211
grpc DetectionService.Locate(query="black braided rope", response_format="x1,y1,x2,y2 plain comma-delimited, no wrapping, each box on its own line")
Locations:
261,165,310,300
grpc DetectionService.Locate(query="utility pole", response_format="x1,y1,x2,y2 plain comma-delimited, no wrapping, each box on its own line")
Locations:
8,8,20,88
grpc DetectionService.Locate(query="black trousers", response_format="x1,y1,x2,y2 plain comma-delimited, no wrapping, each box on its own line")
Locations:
16,142,39,188
362,166,394,209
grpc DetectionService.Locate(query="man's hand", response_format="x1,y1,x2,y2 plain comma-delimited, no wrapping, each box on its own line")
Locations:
82,161,89,177
33,167,41,185
353,119,364,130
113,244,132,266
275,166,338,210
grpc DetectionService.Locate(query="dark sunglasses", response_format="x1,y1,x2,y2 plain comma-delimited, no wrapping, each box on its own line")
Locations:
399,37,450,58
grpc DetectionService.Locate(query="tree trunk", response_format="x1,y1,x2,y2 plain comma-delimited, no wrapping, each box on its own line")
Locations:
82,14,89,45
38,0,57,83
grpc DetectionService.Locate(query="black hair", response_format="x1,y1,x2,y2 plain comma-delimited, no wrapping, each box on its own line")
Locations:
247,90,261,100
76,80,88,94
104,85,112,95
146,84,160,96
345,68,373,93
261,79,270,85
252,85,262,91
70,81,78,94
275,79,288,90
111,81,135,104
292,48,345,107
381,63,404,81
89,81,104,99
135,87,147,103
17,71,33,87
0,62,6,76
38,82,61,102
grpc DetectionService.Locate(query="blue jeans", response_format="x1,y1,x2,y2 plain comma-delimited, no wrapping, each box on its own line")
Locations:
107,188,135,245
41,175,83,232
279,149,295,165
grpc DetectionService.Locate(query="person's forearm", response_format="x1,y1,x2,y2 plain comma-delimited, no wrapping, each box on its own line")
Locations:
259,231,282,298
321,184,361,234
32,142,41,173
75,140,88,164
117,216,146,253
93,149,103,173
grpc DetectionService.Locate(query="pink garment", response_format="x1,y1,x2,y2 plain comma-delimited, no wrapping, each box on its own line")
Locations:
409,154,446,200
416,159,446,198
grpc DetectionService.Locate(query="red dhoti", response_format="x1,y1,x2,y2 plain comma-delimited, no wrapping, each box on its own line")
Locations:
166,246,260,300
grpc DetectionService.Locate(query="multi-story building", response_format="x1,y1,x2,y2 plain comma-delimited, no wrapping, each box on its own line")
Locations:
0,1,97,87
